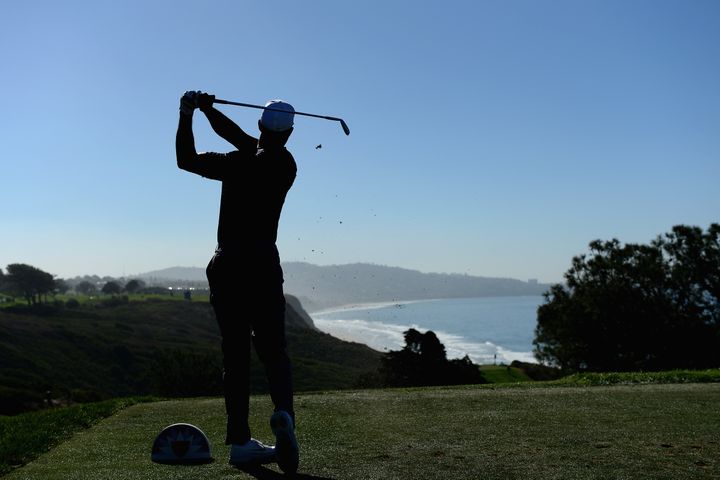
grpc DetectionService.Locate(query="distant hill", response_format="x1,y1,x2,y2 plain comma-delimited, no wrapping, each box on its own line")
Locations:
0,295,379,415
138,262,551,312
282,262,551,311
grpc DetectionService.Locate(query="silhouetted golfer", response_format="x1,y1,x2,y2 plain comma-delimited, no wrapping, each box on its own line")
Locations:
176,91,299,473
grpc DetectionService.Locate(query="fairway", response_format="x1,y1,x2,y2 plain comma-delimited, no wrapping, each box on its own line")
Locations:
7,383,719,479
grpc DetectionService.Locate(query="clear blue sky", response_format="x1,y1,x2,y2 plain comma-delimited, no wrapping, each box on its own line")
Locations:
1,0,718,283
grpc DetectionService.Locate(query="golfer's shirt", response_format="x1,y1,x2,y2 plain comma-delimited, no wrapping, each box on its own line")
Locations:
181,144,297,252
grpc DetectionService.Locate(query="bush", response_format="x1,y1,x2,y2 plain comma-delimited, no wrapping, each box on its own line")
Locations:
98,295,129,308
70,389,106,403
65,298,80,308
146,349,223,397
0,386,44,416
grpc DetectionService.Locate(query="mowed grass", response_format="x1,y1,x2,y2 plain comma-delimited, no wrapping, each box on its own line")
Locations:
5,383,719,480
0,398,154,475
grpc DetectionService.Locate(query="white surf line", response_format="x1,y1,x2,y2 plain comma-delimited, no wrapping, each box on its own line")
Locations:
312,316,535,364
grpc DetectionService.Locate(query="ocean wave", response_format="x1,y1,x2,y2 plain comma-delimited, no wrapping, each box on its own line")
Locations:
312,317,535,365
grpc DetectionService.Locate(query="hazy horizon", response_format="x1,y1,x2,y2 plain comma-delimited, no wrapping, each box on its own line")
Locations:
46,261,551,284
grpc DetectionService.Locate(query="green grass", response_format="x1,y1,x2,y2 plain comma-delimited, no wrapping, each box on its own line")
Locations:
556,369,720,386
4,381,720,479
0,397,155,475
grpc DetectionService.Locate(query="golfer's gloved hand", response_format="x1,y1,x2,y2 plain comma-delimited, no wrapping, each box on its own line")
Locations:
180,91,199,116
197,92,215,112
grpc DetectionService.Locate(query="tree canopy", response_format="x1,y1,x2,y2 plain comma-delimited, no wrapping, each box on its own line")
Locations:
101,281,122,295
379,328,485,387
3,264,56,305
534,224,720,372
124,279,146,294
75,281,97,295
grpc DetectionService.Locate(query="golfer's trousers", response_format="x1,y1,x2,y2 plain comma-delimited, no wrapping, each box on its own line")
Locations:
206,248,294,445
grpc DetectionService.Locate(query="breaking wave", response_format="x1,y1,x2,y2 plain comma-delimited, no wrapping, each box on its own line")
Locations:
312,316,536,365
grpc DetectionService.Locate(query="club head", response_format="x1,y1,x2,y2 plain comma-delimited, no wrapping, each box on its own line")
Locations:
339,119,350,136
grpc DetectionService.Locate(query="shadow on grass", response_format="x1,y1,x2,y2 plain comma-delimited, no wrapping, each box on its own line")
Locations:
236,464,336,479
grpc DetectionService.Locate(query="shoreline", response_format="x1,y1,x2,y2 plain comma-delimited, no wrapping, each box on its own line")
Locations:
309,298,440,316
308,294,547,316
308,297,539,364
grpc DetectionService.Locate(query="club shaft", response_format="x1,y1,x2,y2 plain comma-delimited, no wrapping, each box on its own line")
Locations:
214,98,342,122
213,98,350,135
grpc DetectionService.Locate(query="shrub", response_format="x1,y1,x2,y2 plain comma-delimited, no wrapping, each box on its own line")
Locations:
65,298,80,308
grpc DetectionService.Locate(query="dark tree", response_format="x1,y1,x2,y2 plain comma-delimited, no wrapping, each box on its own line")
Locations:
101,281,122,295
75,281,97,295
403,328,424,354
124,279,146,294
4,264,56,305
380,328,485,387
54,279,70,295
534,224,720,372
418,330,447,362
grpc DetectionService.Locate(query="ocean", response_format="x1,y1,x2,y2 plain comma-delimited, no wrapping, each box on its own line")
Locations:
310,296,545,364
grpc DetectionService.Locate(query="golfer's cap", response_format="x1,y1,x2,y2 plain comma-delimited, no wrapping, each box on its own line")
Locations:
260,100,295,132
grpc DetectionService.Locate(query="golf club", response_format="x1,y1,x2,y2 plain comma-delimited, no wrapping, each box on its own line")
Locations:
213,98,350,136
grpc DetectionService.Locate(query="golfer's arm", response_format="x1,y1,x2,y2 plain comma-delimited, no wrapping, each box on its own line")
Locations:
175,114,228,180
202,107,257,151
176,114,199,171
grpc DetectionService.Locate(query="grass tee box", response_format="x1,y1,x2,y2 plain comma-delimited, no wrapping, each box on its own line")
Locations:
6,383,720,480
